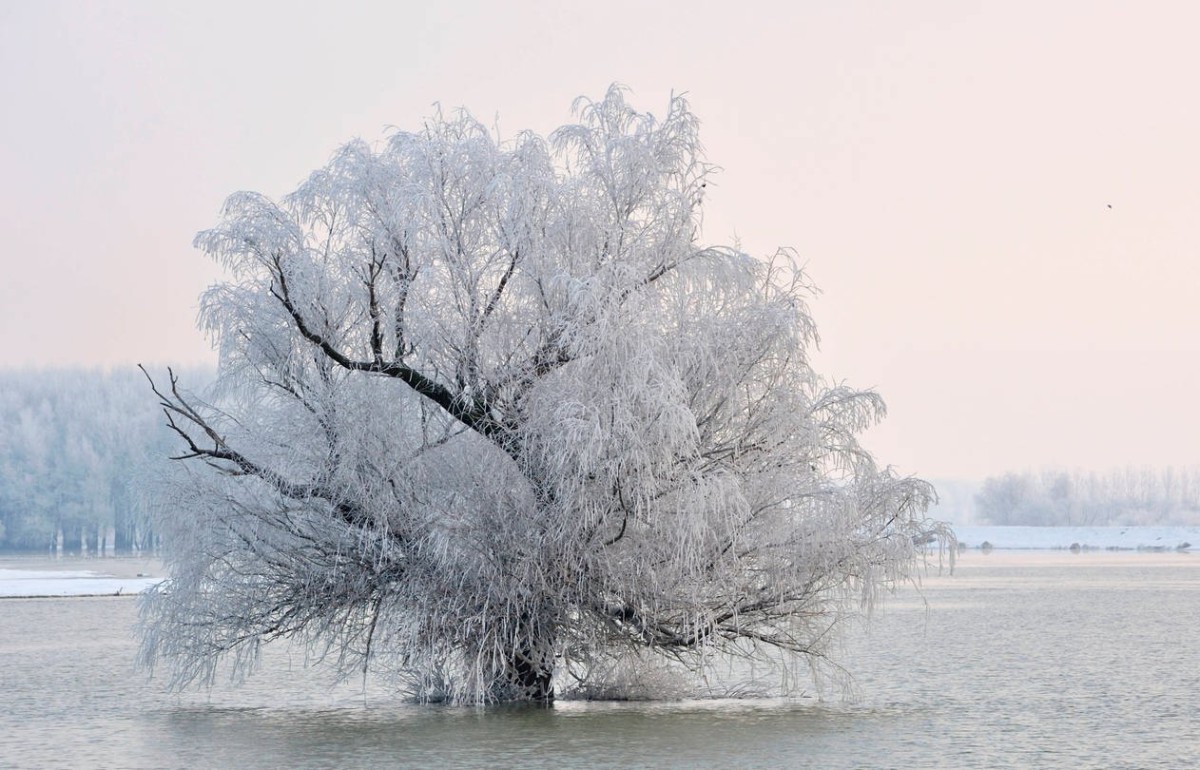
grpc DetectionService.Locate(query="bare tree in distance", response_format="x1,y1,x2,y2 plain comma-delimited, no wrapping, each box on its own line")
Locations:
139,86,950,704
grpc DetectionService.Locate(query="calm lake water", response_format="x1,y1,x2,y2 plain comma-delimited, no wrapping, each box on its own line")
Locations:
1,552,1197,769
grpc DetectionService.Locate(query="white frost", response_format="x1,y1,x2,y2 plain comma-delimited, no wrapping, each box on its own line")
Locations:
139,87,949,704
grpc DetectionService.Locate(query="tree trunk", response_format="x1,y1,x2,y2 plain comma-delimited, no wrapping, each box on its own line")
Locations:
63,523,83,556
507,646,554,701
85,524,100,557
501,609,556,701
113,525,129,554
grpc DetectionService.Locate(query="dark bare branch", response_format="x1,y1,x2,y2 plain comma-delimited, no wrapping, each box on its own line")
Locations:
139,365,368,526
267,253,507,448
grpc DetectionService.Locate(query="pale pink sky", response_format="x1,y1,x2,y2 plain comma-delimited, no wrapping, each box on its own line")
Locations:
2,0,1198,480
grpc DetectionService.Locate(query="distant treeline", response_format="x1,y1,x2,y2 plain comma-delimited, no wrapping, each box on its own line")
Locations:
975,467,1200,526
0,366,210,554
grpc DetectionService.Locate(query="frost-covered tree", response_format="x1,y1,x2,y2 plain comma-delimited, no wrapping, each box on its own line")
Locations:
140,87,947,703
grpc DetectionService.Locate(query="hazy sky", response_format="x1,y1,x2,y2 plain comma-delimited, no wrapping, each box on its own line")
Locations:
2,0,1198,481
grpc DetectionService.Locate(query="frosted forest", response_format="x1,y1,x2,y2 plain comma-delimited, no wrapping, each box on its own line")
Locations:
0,368,208,554
137,87,950,704
976,467,1200,526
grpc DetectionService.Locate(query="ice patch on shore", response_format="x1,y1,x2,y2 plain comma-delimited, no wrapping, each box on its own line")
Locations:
0,568,163,598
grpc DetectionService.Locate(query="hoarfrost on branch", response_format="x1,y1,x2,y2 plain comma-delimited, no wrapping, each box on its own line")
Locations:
139,87,949,703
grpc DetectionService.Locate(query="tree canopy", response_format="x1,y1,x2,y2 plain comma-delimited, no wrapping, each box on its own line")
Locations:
139,87,947,703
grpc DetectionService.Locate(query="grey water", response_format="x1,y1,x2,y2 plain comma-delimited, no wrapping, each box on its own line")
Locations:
1,553,1198,769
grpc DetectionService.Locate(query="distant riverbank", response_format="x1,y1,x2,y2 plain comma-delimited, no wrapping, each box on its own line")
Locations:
952,524,1197,551
2,526,1196,599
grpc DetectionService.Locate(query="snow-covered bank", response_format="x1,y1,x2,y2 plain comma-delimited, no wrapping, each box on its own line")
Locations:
952,525,1198,551
0,567,163,598
1,526,1193,597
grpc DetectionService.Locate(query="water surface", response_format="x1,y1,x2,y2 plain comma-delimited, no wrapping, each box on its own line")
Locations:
1,552,1196,769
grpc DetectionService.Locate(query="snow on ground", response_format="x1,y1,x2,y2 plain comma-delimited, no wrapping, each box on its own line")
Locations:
0,567,163,598
0,526,1195,598
952,525,1198,551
